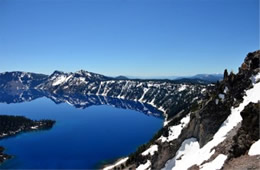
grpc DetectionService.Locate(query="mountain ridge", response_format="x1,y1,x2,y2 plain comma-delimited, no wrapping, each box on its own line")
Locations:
0,51,259,170
121,73,223,83
0,70,210,120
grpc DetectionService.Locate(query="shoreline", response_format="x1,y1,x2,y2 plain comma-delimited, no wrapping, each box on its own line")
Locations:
0,147,12,164
102,157,129,170
100,103,166,170
0,115,56,165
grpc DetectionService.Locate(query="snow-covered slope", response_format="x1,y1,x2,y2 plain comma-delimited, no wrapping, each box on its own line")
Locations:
104,50,260,170
162,73,260,170
35,70,208,119
0,71,48,90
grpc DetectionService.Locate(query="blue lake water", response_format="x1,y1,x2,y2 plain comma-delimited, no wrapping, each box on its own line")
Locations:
0,97,163,169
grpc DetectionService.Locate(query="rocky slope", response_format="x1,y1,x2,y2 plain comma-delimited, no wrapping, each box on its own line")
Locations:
103,50,260,170
36,71,209,119
0,71,48,90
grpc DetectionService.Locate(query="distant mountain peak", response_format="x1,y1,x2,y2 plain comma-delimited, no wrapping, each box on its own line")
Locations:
115,75,129,80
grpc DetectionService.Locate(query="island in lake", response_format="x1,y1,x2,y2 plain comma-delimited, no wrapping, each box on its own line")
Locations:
0,115,55,163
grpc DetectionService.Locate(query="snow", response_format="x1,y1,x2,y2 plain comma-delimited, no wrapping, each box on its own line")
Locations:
178,84,187,92
148,99,156,108
163,119,170,126
52,75,67,86
248,139,260,156
162,76,260,170
200,154,227,170
201,88,206,93
250,73,260,84
65,75,73,82
159,113,190,143
224,86,229,94
101,83,109,96
218,94,225,101
65,101,74,106
79,77,87,83
215,99,219,105
162,138,200,170
142,145,158,156
139,88,149,101
159,106,164,111
86,72,92,77
20,72,26,78
118,81,130,98
147,82,154,88
31,126,38,129
0,133,7,137
136,82,144,87
136,160,151,170
103,157,128,170
96,82,104,95
192,96,198,102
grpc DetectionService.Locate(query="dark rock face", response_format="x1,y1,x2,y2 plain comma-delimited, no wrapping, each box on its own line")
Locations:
230,102,259,158
190,50,260,147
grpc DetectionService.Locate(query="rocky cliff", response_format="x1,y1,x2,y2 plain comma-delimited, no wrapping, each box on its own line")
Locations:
104,50,260,170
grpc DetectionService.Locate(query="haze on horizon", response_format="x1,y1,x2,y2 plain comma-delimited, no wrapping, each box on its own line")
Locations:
0,0,258,77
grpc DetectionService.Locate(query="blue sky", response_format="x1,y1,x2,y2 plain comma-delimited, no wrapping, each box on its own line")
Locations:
0,0,258,77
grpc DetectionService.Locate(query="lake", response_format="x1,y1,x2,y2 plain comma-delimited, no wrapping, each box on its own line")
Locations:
0,95,163,169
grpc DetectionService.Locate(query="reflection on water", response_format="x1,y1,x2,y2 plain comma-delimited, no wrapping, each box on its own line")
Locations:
0,89,163,169
0,89,163,118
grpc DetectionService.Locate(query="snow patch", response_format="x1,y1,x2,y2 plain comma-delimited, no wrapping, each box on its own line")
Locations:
30,126,39,129
178,84,187,92
215,99,219,105
65,75,73,82
248,139,260,156
250,73,260,84
139,88,149,101
142,145,158,156
159,113,190,143
52,75,67,86
162,78,260,170
224,86,229,94
200,154,227,170
218,94,225,101
162,138,200,170
103,157,128,170
136,160,151,170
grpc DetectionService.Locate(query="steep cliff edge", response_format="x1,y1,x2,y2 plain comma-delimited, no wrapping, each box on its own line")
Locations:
105,50,260,170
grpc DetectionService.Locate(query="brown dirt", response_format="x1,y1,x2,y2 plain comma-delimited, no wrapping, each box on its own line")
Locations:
223,154,260,170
